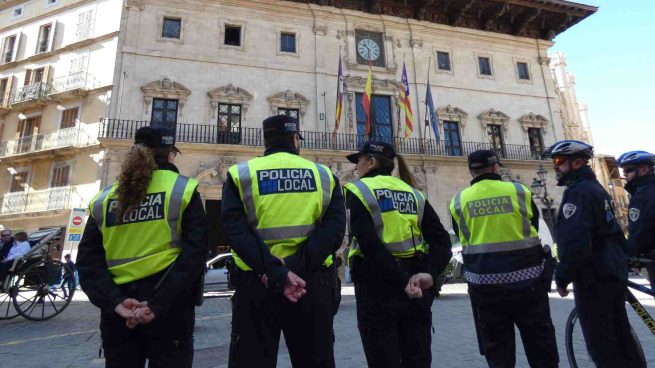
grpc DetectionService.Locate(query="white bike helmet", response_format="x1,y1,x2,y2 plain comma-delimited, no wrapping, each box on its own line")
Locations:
543,140,593,159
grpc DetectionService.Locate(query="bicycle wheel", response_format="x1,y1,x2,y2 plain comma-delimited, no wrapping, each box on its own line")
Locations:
565,308,593,368
12,260,75,321
565,308,646,368
0,278,19,320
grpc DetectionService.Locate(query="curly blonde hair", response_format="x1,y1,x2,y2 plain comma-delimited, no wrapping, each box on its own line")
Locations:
114,144,162,222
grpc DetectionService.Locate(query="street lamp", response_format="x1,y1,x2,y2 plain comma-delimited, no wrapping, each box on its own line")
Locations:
530,164,556,235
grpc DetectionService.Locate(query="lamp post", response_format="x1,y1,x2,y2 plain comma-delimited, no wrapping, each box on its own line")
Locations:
530,165,556,236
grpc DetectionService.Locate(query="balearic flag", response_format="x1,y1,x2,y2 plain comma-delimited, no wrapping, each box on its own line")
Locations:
399,62,414,139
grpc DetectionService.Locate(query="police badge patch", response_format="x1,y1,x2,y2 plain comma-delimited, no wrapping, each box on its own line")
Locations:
629,208,641,222
562,203,577,219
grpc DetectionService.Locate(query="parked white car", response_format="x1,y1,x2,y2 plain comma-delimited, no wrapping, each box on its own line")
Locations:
204,252,234,292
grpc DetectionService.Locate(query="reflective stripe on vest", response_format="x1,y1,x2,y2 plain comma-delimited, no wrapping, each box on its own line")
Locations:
237,161,331,241
452,192,471,243
349,178,425,255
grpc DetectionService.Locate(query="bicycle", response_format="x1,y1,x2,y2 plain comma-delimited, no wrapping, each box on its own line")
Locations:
565,257,655,368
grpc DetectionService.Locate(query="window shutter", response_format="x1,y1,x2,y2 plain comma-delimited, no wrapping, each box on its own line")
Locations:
3,76,14,107
11,33,21,62
42,65,51,83
47,22,57,52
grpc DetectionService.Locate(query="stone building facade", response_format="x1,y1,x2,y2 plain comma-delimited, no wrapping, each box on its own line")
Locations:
100,0,595,249
0,0,598,252
0,0,121,256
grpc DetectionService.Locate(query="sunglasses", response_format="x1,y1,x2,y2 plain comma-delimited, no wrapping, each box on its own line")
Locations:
552,157,568,166
622,167,637,174
1,234,10,237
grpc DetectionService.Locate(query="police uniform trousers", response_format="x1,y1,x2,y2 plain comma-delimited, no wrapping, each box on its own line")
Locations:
573,279,645,368
100,273,195,368
353,258,433,368
228,265,338,368
469,283,558,368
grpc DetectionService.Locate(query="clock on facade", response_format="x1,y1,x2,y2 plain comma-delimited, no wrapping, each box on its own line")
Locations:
357,38,380,62
355,30,385,67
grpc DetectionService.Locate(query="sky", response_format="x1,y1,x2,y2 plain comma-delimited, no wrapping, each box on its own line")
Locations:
550,0,655,157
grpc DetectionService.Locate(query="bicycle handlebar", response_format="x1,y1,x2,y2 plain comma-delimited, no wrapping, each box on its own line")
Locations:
627,256,653,267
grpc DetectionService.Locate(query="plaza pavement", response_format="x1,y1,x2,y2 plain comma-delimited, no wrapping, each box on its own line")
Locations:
1,279,654,367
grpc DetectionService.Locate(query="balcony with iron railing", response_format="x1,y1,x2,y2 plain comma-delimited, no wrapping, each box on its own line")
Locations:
0,186,72,215
0,126,98,160
9,82,51,107
100,119,546,161
49,72,101,98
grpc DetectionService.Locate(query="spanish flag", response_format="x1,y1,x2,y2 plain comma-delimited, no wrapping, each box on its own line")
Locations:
399,62,414,139
362,66,373,136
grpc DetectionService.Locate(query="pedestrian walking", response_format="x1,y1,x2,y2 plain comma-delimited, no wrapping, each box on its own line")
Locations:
345,140,452,368
449,150,558,368
546,140,644,368
77,125,208,368
222,114,346,368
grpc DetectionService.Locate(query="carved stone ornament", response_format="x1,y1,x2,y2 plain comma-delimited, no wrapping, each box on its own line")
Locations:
518,113,549,132
195,166,220,186
141,78,191,118
125,0,145,10
413,166,427,192
478,109,511,132
267,90,311,117
410,39,423,48
208,84,253,120
436,105,469,128
344,75,402,94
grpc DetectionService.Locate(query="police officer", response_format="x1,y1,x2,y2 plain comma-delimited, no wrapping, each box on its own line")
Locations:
222,115,345,368
345,141,452,368
545,140,644,368
449,150,558,368
618,151,655,288
77,126,208,368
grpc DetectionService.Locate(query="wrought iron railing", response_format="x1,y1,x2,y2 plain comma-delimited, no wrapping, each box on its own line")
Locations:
0,126,97,158
0,186,72,215
99,119,545,161
9,82,51,104
50,72,100,95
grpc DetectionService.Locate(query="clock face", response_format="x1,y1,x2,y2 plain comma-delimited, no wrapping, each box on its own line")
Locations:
357,38,381,62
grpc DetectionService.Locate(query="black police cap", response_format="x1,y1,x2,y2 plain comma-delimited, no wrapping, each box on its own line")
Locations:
346,140,396,163
468,150,504,169
134,125,181,153
262,115,304,140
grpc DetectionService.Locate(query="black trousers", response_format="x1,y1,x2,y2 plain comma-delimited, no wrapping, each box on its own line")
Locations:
100,304,195,368
228,266,338,368
469,285,559,368
574,279,645,368
355,282,434,368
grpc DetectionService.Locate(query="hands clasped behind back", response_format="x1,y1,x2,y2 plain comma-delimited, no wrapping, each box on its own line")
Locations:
114,298,157,329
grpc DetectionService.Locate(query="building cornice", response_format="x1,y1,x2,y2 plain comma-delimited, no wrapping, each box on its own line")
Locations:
1,0,97,31
0,31,119,73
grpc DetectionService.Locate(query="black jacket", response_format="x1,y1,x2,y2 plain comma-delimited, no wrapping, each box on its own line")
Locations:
346,168,452,291
221,146,346,289
77,162,209,317
625,174,655,257
554,166,628,288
